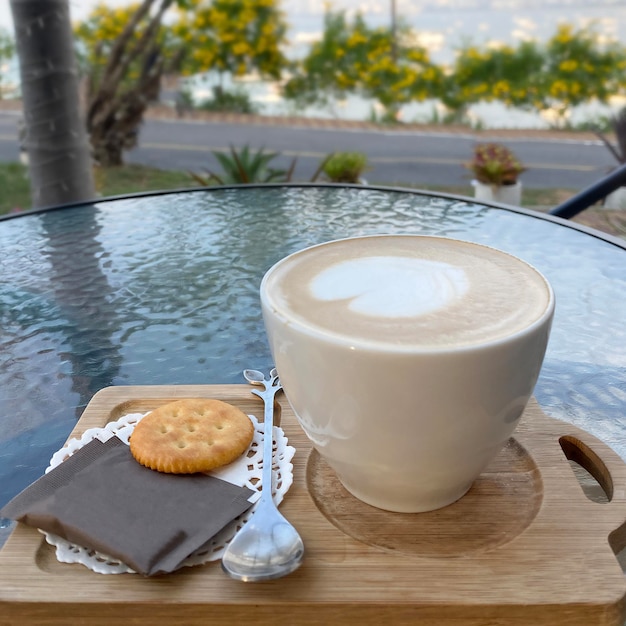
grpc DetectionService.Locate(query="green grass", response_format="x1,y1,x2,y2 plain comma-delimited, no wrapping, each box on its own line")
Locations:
0,163,201,216
92,164,200,198
407,183,575,211
0,161,576,217
0,162,32,215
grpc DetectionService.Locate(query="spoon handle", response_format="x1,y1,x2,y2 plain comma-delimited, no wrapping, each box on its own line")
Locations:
252,378,282,505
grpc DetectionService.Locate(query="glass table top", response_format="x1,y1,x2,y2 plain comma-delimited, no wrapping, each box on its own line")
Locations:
1,184,625,544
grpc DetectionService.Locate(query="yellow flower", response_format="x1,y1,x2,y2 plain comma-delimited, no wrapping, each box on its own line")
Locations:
558,60,578,72
232,42,249,56
336,73,351,88
394,73,414,91
465,47,484,61
212,10,228,26
492,80,510,98
555,24,573,44
407,49,426,63
549,80,568,98
240,9,255,24
347,32,367,47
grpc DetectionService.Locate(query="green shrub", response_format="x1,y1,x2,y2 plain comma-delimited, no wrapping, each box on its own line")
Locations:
322,152,368,183
196,87,259,114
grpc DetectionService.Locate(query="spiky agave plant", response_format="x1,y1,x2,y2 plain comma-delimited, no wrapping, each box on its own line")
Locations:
190,145,332,186
189,145,292,185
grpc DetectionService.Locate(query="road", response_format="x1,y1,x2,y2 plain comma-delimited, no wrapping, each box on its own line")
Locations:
0,110,617,191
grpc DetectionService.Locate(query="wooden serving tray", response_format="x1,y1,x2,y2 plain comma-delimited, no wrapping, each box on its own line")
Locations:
1,385,626,625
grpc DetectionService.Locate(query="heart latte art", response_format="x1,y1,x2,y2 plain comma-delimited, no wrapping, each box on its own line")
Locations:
262,236,551,348
310,256,469,319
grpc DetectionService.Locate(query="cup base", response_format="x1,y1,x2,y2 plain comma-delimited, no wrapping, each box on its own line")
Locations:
337,477,474,513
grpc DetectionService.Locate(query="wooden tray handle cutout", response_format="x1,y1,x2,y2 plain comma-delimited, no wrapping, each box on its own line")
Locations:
559,434,626,560
560,434,613,502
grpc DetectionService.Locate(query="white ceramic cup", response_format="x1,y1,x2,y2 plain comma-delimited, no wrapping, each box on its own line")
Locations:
260,235,555,512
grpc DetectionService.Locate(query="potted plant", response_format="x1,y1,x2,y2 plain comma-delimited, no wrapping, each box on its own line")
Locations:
465,142,527,205
594,107,626,209
322,152,369,184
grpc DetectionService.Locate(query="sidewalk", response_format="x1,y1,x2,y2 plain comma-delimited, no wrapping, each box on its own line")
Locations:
145,104,607,144
2,98,607,142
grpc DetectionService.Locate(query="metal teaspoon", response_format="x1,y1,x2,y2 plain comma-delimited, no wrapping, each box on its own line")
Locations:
221,368,304,581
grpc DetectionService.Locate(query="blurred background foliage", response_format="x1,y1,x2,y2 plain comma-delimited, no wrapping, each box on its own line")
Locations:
0,26,15,99
68,3,626,136
5,0,626,211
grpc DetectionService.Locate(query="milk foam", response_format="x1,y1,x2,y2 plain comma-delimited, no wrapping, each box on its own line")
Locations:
263,236,551,348
310,256,469,318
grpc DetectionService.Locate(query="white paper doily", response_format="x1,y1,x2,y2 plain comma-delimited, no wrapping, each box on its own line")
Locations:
43,411,295,575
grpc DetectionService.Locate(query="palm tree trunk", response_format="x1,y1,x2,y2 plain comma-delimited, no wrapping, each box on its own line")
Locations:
10,0,95,208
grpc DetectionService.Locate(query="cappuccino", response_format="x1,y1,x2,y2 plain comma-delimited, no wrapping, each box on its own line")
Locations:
262,236,550,349
260,235,554,512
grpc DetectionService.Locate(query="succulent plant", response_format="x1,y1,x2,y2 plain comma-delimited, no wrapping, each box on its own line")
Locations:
466,142,526,186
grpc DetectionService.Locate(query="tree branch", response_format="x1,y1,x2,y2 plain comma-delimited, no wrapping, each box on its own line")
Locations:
87,0,171,132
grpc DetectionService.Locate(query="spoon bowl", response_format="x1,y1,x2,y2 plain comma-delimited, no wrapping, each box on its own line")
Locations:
220,500,304,582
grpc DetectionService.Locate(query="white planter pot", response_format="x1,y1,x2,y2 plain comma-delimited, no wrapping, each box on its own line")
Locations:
472,180,523,206
604,187,626,210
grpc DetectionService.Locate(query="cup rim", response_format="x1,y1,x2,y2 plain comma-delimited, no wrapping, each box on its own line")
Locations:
260,234,556,354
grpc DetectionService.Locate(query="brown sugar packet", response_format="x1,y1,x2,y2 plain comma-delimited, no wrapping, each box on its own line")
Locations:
0,436,255,576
